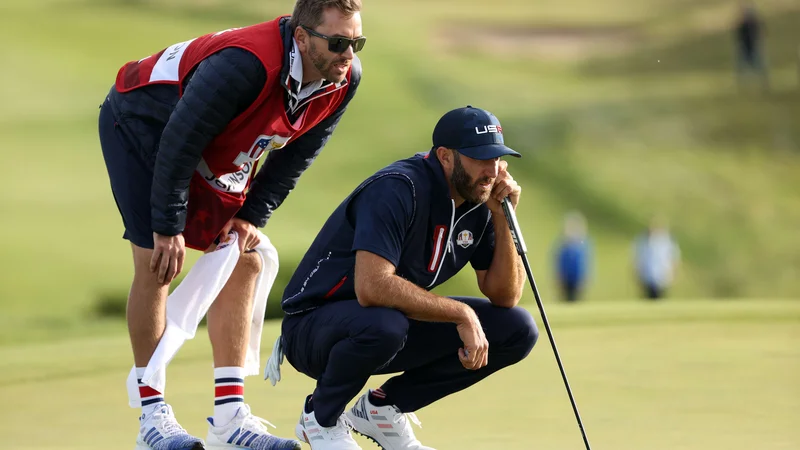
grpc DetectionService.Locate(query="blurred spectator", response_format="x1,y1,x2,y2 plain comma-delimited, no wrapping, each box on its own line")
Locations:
634,216,680,300
734,1,769,90
554,211,591,302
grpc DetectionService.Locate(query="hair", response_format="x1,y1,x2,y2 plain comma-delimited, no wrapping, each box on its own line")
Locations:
289,0,362,31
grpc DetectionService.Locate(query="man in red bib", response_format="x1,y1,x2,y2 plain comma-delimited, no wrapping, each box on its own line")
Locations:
98,1,363,448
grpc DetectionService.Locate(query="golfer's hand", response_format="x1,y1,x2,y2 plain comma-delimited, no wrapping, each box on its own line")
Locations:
486,160,521,215
456,308,489,370
150,232,185,285
220,218,261,253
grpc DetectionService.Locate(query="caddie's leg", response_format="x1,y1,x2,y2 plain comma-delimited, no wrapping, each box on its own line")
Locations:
128,244,177,429
100,96,203,449
128,243,172,397
128,245,170,367
203,249,302,450
375,297,539,413
206,250,260,422
207,250,261,366
100,95,170,412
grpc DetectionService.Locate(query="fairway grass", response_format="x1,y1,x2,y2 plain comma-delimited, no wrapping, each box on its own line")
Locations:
1,300,798,449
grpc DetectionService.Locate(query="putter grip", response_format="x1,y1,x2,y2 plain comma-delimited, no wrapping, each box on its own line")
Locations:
501,198,527,255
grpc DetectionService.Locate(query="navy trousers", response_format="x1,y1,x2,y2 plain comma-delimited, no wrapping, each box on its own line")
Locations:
281,297,539,427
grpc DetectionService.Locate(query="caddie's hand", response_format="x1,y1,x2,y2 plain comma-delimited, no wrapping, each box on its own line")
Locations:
486,160,521,215
456,307,489,370
220,217,261,253
150,232,186,285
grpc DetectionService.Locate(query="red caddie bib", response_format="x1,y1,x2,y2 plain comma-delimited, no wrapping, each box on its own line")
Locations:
115,17,350,250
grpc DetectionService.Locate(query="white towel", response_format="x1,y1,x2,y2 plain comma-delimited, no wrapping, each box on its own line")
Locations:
125,230,279,407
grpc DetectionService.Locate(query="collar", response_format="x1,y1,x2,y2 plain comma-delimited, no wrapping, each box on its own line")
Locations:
279,16,295,91
424,151,460,209
288,39,325,100
423,150,449,193
422,150,482,213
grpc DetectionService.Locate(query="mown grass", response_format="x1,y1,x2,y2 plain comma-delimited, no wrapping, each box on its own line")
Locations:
1,300,798,449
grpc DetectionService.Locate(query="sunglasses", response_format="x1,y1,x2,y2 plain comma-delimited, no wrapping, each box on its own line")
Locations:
301,25,367,53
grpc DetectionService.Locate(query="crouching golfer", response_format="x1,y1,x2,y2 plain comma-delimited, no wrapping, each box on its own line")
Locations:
276,106,539,449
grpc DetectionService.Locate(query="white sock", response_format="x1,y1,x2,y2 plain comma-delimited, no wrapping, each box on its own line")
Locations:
213,366,246,426
136,367,165,416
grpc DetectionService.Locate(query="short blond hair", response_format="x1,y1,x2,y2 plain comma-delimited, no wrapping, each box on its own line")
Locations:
289,0,362,31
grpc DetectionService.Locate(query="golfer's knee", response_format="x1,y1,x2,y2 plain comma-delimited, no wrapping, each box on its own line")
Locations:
502,307,539,362
235,250,263,278
360,308,409,359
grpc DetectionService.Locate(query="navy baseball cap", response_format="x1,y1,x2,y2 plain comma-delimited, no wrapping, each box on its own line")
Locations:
432,105,521,160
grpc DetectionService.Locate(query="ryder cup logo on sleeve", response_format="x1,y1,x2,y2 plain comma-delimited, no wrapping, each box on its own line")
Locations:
456,230,474,248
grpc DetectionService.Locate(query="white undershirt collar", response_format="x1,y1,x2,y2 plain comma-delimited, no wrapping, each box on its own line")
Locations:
289,39,326,102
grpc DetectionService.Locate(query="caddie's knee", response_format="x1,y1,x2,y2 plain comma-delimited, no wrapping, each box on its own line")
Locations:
235,250,263,278
130,243,170,289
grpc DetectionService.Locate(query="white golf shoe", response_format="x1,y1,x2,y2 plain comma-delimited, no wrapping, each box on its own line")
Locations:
134,403,204,450
345,392,435,450
295,402,362,449
205,404,302,450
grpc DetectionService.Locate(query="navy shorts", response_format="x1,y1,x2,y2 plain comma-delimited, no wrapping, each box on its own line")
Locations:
98,97,156,249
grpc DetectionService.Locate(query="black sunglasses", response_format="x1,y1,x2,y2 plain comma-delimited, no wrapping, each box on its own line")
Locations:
301,25,366,53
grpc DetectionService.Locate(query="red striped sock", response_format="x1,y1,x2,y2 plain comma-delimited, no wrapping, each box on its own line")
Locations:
369,388,391,406
213,367,245,426
136,367,164,416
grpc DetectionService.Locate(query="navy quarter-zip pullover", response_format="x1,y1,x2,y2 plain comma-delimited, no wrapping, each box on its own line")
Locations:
282,151,496,315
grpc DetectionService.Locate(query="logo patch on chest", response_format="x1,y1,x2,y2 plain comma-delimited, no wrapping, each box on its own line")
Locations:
233,134,291,167
456,230,474,248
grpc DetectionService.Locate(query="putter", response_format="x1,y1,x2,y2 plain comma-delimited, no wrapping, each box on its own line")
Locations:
501,197,592,450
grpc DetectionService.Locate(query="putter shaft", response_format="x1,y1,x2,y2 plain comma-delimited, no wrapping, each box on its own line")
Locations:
501,198,592,450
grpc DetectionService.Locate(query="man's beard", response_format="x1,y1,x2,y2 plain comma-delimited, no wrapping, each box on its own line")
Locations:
309,40,348,83
451,153,493,204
